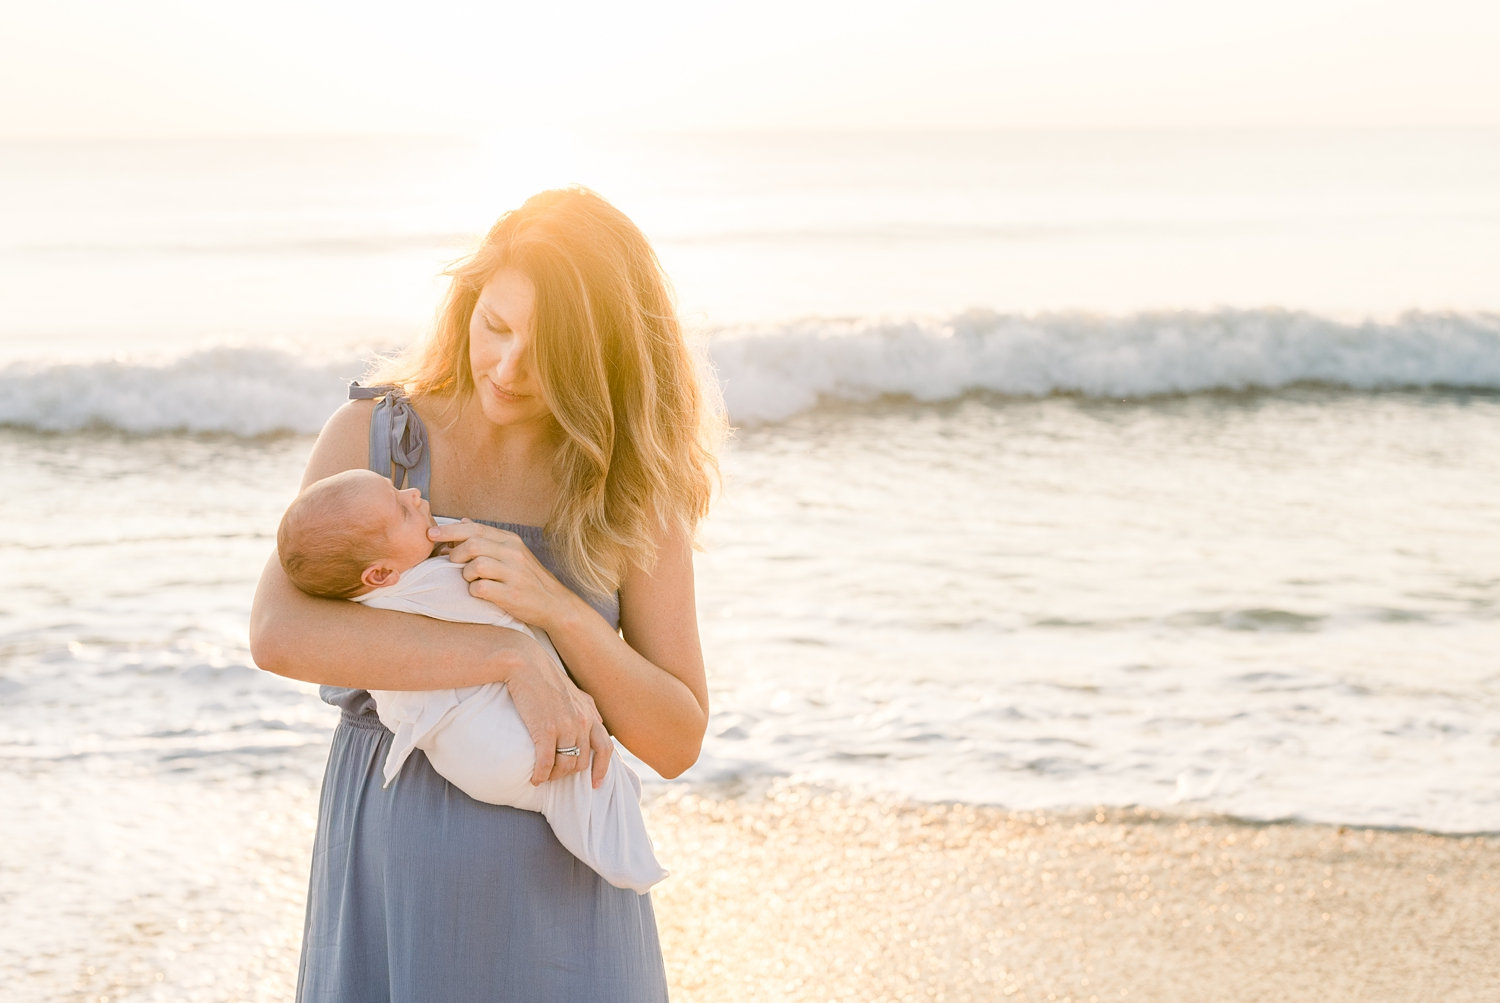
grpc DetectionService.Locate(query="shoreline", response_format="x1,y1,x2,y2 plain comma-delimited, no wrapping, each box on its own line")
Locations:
648,784,1500,1002
9,774,1497,1001
651,778,1500,841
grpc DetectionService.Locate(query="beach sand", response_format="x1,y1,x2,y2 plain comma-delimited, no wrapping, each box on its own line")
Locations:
15,779,1497,1002
648,785,1500,1003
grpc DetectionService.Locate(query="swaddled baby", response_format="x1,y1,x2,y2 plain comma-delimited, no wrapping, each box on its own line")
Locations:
276,468,666,893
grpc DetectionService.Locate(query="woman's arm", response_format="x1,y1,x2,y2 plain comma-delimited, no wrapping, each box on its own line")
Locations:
251,552,537,690
250,398,515,689
554,526,709,779
250,400,610,785
438,520,711,779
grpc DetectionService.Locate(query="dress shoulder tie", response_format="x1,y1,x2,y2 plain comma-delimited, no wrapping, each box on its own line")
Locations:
349,382,432,497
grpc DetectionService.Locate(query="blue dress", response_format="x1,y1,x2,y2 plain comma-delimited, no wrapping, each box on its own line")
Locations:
295,386,669,1002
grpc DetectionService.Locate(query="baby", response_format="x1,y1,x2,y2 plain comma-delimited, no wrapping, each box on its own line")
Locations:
276,468,667,893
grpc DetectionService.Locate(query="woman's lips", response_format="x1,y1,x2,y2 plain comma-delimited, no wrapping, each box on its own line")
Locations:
489,380,529,402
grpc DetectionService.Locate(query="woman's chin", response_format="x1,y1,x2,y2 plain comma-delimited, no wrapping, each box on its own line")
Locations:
478,398,549,428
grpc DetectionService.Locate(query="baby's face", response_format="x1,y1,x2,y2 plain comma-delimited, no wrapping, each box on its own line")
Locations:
347,470,437,573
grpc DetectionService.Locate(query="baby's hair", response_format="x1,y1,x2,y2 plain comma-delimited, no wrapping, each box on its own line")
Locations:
277,472,389,599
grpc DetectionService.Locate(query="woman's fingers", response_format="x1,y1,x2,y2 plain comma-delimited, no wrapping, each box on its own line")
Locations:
446,532,568,627
460,555,506,583
545,735,589,783
519,699,597,786
482,604,601,786
507,644,593,786
459,538,516,563
427,519,509,546
428,522,527,564
589,719,612,789
445,536,520,566
529,732,557,787
467,578,506,606
528,728,591,785
543,694,605,785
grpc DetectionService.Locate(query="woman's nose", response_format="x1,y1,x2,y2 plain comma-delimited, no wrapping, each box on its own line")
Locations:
496,342,531,385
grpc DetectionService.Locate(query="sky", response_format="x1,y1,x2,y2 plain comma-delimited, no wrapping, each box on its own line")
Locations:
3,0,1499,138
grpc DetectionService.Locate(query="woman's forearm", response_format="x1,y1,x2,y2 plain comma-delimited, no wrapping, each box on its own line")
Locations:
411,518,711,778
544,596,709,779
249,553,533,690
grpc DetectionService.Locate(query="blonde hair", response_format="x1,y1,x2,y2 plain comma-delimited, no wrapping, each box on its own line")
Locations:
373,187,722,598
277,473,389,600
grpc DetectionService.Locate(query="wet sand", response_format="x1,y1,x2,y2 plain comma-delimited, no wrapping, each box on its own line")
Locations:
13,779,1497,1001
649,786,1500,1003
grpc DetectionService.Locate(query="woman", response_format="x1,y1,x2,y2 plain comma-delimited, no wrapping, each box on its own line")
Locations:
250,187,720,1001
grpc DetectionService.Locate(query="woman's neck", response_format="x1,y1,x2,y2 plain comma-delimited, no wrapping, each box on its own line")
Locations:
450,394,559,460
420,393,562,525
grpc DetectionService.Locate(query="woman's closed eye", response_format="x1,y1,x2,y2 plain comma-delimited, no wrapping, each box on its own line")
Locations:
479,308,510,334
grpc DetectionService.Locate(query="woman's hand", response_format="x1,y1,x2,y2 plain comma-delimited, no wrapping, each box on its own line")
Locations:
503,638,614,788
429,520,579,631
430,519,610,787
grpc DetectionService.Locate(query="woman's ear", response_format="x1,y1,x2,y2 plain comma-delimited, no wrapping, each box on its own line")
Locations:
361,563,402,590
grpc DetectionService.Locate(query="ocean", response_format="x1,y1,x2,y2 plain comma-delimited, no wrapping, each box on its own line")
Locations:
3,128,1499,994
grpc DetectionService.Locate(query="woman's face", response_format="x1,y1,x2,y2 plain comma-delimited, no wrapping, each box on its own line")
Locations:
468,268,551,428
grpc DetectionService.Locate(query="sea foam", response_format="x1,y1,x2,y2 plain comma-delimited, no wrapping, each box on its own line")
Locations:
5,308,1498,435
712,307,1500,422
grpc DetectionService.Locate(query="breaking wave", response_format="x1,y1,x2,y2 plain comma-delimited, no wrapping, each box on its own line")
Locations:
4,308,1498,435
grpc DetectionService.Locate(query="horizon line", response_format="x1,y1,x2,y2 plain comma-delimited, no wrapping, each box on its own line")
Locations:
6,122,1500,144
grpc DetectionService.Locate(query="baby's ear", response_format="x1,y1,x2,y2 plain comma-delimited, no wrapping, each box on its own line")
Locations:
361,563,401,590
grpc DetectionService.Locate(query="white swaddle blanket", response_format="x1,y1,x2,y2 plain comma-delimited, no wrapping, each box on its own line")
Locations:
354,556,667,893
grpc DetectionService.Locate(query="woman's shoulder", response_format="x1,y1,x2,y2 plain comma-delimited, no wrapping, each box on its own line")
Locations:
321,394,381,445
301,397,378,488
316,384,452,448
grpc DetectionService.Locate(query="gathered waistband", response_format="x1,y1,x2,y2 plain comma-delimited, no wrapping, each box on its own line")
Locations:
339,710,390,733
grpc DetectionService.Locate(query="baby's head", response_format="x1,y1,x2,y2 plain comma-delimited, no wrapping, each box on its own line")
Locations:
277,469,438,599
